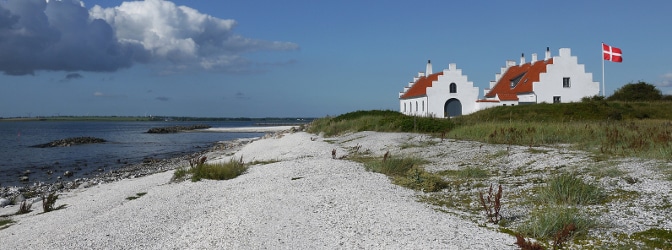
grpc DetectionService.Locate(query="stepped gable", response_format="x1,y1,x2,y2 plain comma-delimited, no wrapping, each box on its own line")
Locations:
399,72,443,99
483,58,553,101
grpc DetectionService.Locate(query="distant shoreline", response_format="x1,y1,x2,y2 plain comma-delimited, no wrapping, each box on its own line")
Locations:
0,116,315,122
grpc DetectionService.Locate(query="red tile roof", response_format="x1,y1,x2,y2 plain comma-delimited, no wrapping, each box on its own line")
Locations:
483,59,553,101
399,72,444,99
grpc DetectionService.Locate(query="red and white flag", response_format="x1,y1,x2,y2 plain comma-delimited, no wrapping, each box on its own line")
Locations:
603,43,622,62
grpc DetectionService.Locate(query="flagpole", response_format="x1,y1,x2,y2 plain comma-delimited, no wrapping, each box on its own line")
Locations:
602,43,605,97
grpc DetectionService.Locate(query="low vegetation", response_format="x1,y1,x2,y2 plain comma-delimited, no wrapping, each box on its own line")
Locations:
349,152,448,192
0,218,14,230
16,200,32,215
42,192,66,213
126,192,148,201
173,155,248,182
307,110,454,137
307,94,672,248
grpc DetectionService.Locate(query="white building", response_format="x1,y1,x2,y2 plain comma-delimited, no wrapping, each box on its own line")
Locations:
399,48,600,117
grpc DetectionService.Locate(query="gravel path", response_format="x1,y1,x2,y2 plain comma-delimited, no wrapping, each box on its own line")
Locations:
0,131,516,249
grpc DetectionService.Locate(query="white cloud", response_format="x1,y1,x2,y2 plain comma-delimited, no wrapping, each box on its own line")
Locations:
0,0,298,75
659,73,672,87
90,0,298,72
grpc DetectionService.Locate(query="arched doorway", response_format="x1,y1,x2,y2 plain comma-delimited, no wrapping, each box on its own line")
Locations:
444,98,462,118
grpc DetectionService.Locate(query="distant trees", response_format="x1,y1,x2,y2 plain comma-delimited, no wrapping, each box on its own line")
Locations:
607,81,664,101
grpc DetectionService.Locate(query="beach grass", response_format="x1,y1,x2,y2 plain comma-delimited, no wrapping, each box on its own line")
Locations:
173,157,248,182
535,173,605,206
517,206,595,242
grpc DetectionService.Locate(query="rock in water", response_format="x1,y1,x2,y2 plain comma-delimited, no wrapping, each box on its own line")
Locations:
146,125,211,134
30,137,107,148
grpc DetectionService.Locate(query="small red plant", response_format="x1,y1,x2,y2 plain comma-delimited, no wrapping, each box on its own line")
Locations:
478,184,502,224
514,234,545,250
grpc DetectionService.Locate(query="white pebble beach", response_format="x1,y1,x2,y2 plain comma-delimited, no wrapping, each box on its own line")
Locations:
2,129,670,249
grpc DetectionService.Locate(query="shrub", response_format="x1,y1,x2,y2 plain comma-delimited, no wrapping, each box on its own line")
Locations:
607,81,663,102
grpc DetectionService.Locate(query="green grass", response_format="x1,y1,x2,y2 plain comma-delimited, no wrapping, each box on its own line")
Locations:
536,173,605,206
307,110,454,137
173,157,248,182
0,219,14,230
517,206,595,242
309,107,672,160
353,155,447,192
362,155,427,176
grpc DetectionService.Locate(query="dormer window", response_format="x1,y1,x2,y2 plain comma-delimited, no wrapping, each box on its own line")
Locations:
510,73,525,89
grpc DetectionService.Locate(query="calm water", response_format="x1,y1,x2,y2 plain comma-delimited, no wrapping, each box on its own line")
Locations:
0,121,265,187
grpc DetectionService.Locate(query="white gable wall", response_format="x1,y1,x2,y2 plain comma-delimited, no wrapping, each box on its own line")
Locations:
425,63,479,117
534,48,600,103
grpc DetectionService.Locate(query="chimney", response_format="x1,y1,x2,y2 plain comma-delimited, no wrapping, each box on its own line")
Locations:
531,53,538,63
545,47,551,60
426,60,432,75
520,53,526,65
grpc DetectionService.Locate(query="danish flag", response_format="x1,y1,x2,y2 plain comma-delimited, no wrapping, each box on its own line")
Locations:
603,43,622,63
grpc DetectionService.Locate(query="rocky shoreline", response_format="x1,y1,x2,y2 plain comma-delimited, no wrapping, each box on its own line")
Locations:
0,136,259,208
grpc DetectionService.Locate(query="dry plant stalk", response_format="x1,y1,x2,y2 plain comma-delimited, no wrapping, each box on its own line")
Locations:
189,155,207,168
552,223,576,249
383,151,390,162
478,184,502,224
16,200,32,215
514,234,545,250
332,149,336,159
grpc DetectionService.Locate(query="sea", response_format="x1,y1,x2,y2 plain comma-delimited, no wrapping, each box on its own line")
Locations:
0,120,283,187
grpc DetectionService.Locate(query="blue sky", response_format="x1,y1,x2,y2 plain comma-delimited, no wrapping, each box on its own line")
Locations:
0,0,670,118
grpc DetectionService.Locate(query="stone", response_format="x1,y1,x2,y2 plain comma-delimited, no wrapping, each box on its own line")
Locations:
14,194,25,204
64,171,73,177
0,198,10,207
19,176,29,182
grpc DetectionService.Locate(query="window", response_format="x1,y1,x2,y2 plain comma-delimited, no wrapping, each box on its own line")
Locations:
449,83,457,93
415,101,418,112
553,96,561,103
510,73,525,89
403,103,406,112
563,77,571,88
422,101,425,111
